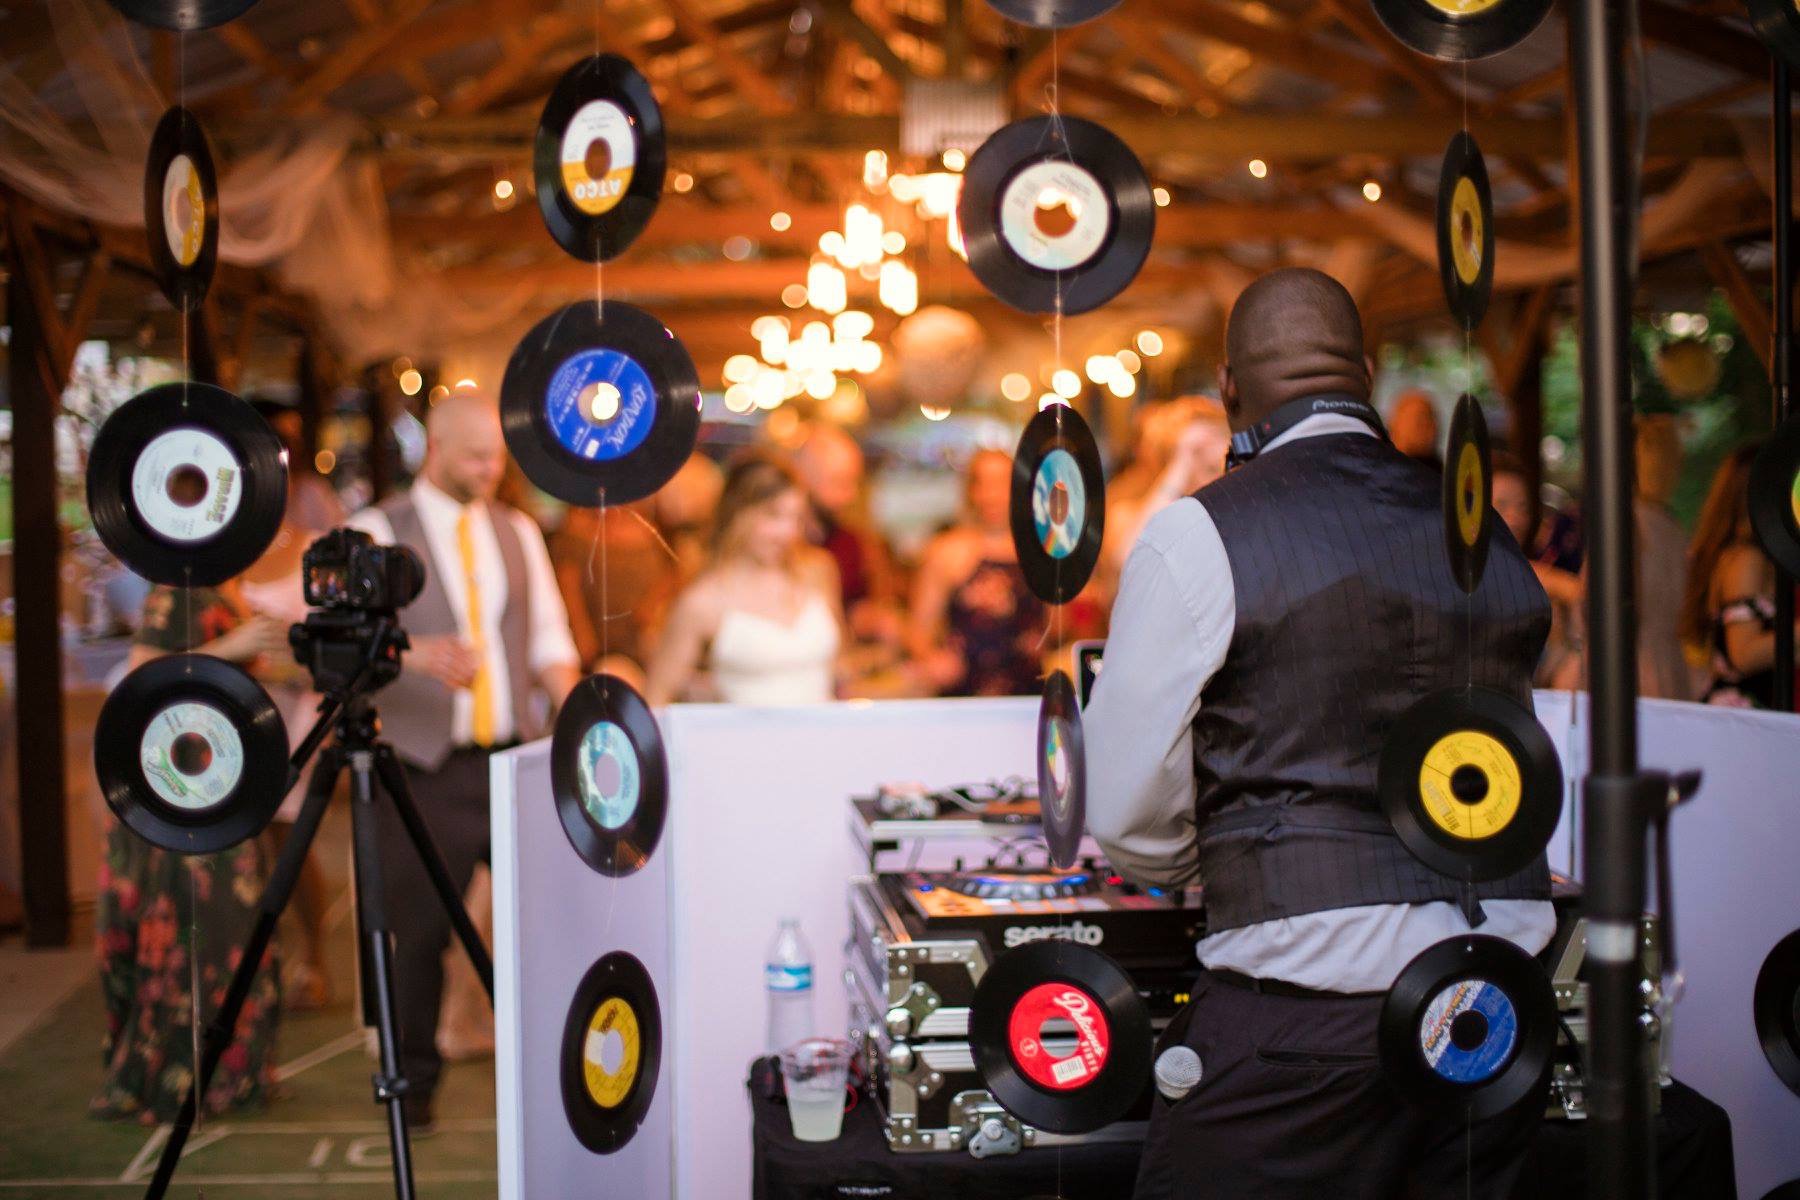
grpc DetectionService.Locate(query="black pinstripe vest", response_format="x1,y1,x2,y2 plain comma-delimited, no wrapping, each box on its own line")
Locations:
1190,429,1553,932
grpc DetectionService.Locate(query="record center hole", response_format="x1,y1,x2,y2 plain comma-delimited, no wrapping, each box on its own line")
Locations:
1462,479,1478,515
1034,188,1079,239
589,752,622,796
1449,764,1489,805
584,139,613,182
1449,1008,1489,1052
581,382,622,424
169,732,213,777
171,188,195,233
1459,210,1478,264
588,1026,626,1075
165,464,209,508
1048,481,1071,525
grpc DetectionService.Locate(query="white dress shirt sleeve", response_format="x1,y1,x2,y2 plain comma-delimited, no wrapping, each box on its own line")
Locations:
344,506,396,546
511,508,581,677
1084,499,1236,890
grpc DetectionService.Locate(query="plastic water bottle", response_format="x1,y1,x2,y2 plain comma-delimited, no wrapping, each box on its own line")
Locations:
765,917,815,1056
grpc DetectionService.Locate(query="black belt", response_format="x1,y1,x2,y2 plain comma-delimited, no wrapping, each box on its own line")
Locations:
1207,969,1381,1001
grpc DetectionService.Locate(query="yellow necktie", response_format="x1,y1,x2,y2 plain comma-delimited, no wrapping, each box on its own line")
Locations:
457,508,496,746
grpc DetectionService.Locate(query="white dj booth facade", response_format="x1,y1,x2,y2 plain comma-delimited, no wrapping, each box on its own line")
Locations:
492,692,1800,1198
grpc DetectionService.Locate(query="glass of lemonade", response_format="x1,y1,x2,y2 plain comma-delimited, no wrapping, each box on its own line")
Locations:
779,1037,852,1142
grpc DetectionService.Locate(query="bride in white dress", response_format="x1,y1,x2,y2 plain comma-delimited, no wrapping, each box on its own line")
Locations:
645,452,844,706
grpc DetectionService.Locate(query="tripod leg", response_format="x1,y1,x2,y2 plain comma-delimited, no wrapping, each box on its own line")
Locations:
144,745,344,1200
348,748,419,1200
373,744,495,1000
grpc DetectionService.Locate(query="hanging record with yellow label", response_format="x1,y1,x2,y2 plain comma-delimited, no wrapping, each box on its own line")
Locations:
1379,686,1561,881
1442,392,1492,594
534,54,666,263
1749,417,1800,580
1370,0,1552,61
560,950,663,1153
144,106,220,313
1750,0,1800,72
106,0,259,31
1436,132,1494,332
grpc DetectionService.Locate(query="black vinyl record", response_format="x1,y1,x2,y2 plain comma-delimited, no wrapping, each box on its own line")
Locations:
983,0,1122,28
106,0,258,30
87,382,288,587
1370,0,1551,61
551,674,668,878
1442,392,1493,594
1037,670,1086,869
1436,132,1494,332
1751,0,1800,73
560,950,663,1154
1378,686,1561,882
501,300,700,507
1754,928,1800,1097
1010,403,1105,605
970,940,1152,1134
1379,934,1555,1120
960,116,1155,316
534,54,666,263
95,654,290,854
1749,418,1800,579
144,105,220,313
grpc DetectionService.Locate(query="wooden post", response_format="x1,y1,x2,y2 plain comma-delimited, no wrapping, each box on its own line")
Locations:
5,202,71,948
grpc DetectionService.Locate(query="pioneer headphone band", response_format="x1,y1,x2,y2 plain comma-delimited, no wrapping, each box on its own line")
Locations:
1226,393,1388,469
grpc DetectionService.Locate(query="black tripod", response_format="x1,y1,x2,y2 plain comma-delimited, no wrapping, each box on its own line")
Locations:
143,618,493,1200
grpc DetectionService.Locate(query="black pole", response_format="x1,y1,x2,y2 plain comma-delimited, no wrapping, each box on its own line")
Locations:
1773,60,1795,713
1571,0,1653,1196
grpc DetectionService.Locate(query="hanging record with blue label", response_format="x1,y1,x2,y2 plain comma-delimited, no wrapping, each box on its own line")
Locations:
551,673,668,877
1010,403,1105,606
534,54,666,263
1379,934,1554,1120
1037,669,1086,868
501,300,699,506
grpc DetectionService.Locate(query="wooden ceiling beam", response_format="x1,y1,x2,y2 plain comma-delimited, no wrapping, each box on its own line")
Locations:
1110,20,1233,117
1639,0,1772,77
664,0,794,114
279,0,438,115
1158,0,1393,98
443,15,585,117
803,0,914,87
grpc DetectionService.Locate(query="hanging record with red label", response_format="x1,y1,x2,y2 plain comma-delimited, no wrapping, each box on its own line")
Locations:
960,116,1154,316
1378,686,1561,882
1436,132,1494,333
1750,0,1800,72
560,950,663,1154
1442,392,1493,594
1754,928,1800,1097
95,653,290,854
551,673,668,878
982,0,1121,28
1011,402,1105,606
1749,417,1800,580
501,300,699,506
87,382,289,587
106,0,259,30
144,105,220,313
1380,934,1555,1119
535,54,667,263
970,940,1152,1134
1370,0,1552,61
1038,669,1086,869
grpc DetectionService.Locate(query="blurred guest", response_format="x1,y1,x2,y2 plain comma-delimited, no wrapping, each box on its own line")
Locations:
1387,389,1441,470
251,397,345,534
549,500,678,677
347,392,580,1130
645,453,843,706
908,448,1044,696
1104,397,1230,579
1680,442,1798,707
94,571,294,1121
793,423,898,644
1632,415,1697,700
654,454,725,580
1493,453,1582,687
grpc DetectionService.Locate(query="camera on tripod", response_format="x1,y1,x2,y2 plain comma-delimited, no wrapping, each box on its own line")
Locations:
290,528,427,695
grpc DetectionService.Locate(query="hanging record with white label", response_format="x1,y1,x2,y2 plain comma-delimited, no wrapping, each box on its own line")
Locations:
560,950,663,1154
1379,934,1555,1120
106,0,259,30
144,105,220,313
95,653,290,854
983,0,1122,28
1370,0,1552,61
534,54,666,263
1037,669,1086,869
550,673,668,877
1011,402,1106,606
960,116,1155,316
501,300,699,506
87,382,288,587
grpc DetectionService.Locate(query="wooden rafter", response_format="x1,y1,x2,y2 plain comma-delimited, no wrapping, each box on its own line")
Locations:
664,0,794,114
803,0,914,87
1700,240,1774,374
278,0,438,115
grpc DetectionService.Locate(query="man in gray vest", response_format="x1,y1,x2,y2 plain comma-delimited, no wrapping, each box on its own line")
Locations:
348,391,580,1130
1087,269,1553,1198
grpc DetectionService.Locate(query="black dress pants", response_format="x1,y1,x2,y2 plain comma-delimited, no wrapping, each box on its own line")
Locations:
1133,970,1544,1200
372,747,491,1103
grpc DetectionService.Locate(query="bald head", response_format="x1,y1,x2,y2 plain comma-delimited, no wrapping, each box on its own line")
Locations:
1220,268,1370,430
424,392,506,504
